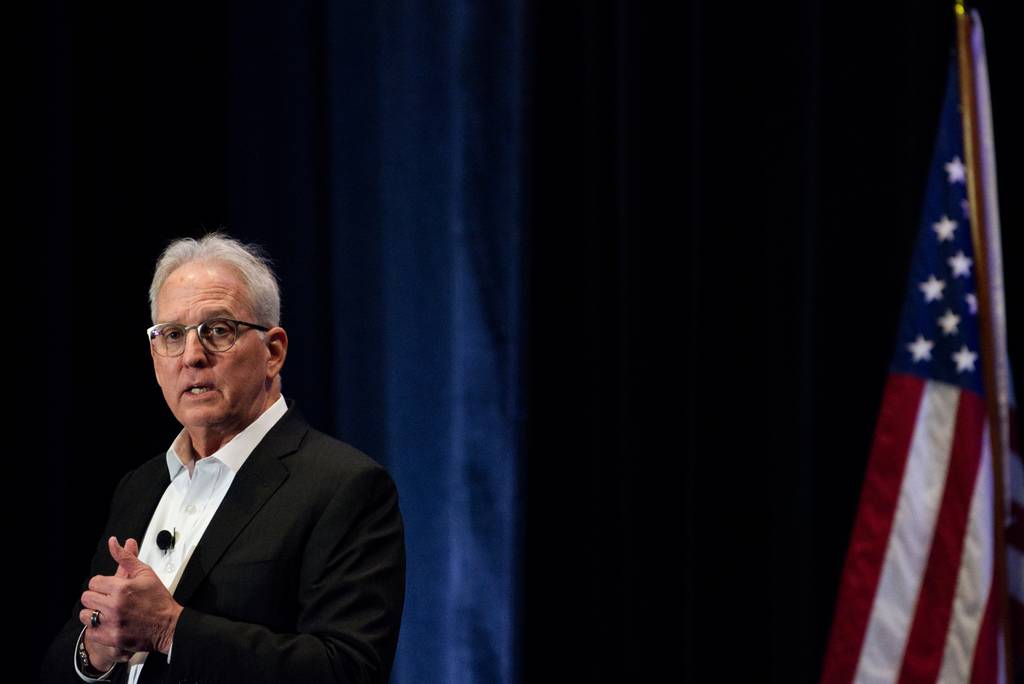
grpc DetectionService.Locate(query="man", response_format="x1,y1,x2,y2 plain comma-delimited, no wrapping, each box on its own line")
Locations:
41,234,405,684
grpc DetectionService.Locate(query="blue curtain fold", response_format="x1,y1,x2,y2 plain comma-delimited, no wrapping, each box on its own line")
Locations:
224,2,523,682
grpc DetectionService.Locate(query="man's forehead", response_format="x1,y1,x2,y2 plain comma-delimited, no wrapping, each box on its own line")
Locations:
163,260,244,287
155,261,253,321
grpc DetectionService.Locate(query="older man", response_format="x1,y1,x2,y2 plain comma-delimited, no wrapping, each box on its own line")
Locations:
42,234,405,684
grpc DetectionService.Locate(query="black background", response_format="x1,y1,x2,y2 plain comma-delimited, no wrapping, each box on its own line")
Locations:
30,1,1023,681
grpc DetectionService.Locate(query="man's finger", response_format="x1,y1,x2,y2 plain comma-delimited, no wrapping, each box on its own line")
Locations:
79,607,99,628
108,536,144,576
87,575,119,595
82,620,118,648
107,536,125,561
80,590,115,615
78,604,110,630
83,629,134,664
114,537,141,578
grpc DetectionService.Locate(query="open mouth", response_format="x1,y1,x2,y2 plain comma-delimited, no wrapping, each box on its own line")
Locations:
185,385,214,396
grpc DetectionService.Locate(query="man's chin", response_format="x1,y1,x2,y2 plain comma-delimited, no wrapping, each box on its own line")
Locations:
175,404,229,430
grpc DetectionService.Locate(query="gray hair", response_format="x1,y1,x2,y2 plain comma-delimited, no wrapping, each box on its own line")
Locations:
149,232,281,327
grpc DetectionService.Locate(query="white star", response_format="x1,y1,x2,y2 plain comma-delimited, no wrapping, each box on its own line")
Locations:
965,293,978,314
948,250,973,278
907,335,935,362
932,215,958,242
938,309,961,335
919,275,946,302
953,345,978,373
945,156,966,184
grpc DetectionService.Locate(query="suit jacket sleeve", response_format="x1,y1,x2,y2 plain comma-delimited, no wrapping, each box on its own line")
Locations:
165,460,405,684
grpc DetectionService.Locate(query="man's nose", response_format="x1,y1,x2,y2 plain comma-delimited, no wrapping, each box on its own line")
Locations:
181,328,209,366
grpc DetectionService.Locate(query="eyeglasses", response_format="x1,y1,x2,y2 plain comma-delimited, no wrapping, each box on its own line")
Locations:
147,318,270,357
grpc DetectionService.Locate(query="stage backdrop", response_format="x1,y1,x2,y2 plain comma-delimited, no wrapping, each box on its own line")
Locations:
38,1,1024,682
42,2,523,683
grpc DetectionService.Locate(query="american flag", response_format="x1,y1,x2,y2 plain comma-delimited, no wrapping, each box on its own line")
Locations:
820,12,1022,684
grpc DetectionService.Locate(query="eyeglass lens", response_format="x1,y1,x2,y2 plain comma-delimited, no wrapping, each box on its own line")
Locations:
152,319,238,355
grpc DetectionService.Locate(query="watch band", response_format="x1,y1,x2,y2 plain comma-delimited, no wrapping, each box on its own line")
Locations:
76,628,114,680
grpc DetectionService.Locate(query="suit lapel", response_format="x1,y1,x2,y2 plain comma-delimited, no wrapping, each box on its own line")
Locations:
118,465,170,570
171,405,308,605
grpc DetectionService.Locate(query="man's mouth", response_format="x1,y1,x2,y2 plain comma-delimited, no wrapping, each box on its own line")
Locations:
186,385,214,395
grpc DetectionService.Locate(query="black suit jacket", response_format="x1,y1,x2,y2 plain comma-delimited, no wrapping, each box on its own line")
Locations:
41,404,405,684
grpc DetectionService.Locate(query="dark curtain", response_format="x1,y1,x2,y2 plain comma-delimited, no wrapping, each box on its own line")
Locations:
40,2,522,683
35,1,1022,682
521,1,1022,681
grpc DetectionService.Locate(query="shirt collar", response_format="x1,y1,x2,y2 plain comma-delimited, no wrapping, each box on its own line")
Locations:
165,395,289,480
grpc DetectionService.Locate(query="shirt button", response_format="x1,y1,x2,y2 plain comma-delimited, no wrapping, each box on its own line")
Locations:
164,562,176,573
185,504,197,514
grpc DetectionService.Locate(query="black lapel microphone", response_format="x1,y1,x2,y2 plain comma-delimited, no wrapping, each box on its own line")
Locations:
157,529,176,553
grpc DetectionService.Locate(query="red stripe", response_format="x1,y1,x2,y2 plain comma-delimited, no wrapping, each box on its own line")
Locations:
968,578,998,684
898,390,986,683
820,374,927,684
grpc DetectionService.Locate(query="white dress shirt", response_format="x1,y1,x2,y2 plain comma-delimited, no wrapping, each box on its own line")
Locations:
75,396,288,682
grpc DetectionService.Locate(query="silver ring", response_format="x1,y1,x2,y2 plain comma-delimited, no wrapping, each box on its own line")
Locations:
90,609,101,628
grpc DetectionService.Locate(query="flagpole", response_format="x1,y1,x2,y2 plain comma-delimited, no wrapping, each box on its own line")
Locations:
953,1,1014,675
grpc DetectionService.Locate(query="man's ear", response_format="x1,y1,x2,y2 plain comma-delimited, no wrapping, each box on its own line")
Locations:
265,327,288,379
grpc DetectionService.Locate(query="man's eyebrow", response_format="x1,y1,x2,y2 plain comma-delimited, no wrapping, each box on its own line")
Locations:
198,309,235,320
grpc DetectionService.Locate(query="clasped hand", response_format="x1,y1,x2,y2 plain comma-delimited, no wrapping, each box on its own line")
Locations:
78,537,184,671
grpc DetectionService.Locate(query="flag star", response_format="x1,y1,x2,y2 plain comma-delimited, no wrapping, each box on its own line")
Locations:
907,335,934,362
948,250,973,278
952,345,978,373
932,215,958,242
937,309,961,335
945,156,966,183
919,275,946,302
965,293,978,314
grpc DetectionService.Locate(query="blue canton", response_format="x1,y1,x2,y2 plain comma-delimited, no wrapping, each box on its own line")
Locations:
892,60,983,395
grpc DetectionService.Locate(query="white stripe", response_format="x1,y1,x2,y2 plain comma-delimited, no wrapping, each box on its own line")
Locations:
854,382,961,684
937,426,993,684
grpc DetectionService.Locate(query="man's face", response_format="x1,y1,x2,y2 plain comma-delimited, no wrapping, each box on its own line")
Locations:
151,260,283,442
